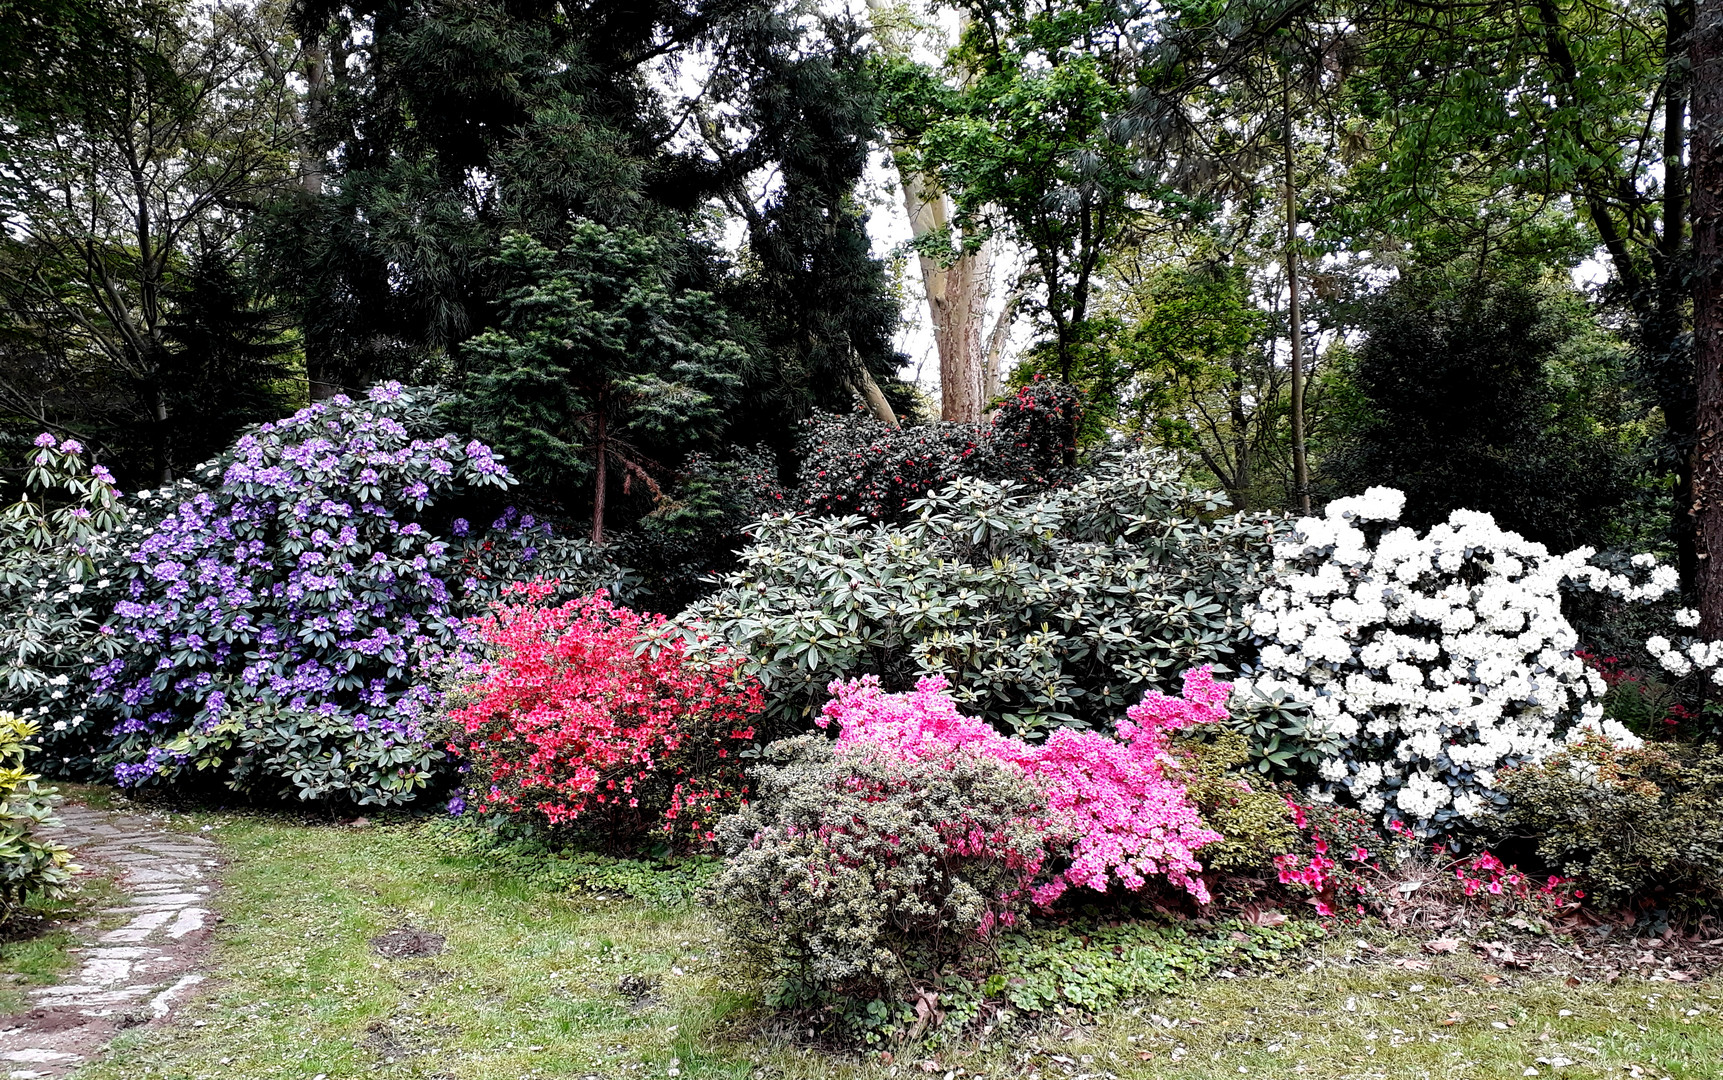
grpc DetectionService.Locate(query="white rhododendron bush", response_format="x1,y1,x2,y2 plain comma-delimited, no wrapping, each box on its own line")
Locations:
1238,487,1717,837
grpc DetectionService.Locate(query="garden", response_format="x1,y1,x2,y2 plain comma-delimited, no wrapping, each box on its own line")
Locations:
3,0,1723,1077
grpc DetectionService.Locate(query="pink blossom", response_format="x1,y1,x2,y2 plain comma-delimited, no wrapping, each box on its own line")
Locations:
818,667,1228,905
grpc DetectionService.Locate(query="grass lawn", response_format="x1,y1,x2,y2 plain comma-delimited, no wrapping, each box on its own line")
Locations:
26,811,1716,1080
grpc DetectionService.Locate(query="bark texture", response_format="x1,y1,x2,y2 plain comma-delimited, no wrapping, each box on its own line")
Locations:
1694,0,1723,633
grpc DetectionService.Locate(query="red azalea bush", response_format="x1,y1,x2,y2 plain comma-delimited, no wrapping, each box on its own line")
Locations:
1275,802,1580,922
446,584,761,843
790,377,1081,523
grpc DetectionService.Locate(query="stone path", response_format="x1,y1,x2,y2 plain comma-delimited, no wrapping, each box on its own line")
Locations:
0,803,219,1079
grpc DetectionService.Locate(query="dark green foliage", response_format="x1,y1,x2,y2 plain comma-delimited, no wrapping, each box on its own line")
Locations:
1321,274,1640,552
717,13,907,434
1500,739,1723,906
614,449,782,614
787,379,1081,522
708,734,1047,1035
683,449,1278,736
154,250,299,478
279,0,902,437
451,224,748,542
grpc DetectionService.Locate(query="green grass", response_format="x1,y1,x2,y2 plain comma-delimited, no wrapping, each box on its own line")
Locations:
40,814,1717,1080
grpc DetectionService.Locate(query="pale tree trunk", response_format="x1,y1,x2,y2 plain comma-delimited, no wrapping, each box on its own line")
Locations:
1692,0,1723,634
982,286,1022,405
867,0,1003,423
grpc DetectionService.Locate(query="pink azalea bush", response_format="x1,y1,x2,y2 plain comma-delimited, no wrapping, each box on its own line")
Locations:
814,667,1230,905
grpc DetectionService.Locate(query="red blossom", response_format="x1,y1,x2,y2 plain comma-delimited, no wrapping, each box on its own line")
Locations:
448,584,762,843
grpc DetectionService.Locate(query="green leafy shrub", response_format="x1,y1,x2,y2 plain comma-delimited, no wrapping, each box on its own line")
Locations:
0,713,76,921
1165,732,1299,875
1499,738,1723,905
707,734,1049,1032
0,436,132,777
682,448,1278,736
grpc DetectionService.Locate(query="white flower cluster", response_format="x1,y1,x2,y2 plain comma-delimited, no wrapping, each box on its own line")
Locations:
1237,487,1701,835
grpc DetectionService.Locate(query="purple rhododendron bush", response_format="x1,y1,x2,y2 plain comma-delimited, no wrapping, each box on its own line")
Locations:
83,385,625,806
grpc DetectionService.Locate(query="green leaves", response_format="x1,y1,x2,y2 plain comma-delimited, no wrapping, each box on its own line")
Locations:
454,223,749,539
679,448,1281,737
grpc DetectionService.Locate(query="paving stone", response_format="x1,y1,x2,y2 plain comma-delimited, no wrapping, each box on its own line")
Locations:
0,802,219,1078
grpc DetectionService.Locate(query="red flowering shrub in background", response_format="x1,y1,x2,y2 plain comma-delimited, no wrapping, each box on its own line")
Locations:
447,584,761,843
789,378,1081,523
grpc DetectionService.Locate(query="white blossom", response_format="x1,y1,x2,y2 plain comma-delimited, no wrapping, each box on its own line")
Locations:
1247,493,1697,837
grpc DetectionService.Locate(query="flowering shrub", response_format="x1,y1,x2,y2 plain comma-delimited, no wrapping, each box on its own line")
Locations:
0,712,77,923
1161,731,1299,874
684,448,1276,735
1499,737,1723,905
708,733,1051,1035
445,586,762,843
1239,487,1683,837
789,378,1081,523
0,436,132,776
1273,801,1577,921
815,668,1229,905
88,385,626,805
1574,649,1690,738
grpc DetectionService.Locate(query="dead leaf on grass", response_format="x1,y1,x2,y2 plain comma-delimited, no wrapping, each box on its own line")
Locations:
1242,906,1288,928
1394,958,1431,971
1424,937,1463,954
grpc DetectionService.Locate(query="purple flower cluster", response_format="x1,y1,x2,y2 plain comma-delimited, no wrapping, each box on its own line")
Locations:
90,385,532,802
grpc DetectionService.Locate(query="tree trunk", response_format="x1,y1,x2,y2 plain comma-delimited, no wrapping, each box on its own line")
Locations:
866,0,994,422
150,379,172,485
1284,75,1311,514
982,286,1022,406
1692,0,1723,633
845,365,900,428
300,37,327,197
591,393,609,545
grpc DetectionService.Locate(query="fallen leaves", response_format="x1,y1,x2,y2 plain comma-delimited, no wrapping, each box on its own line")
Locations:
1424,937,1463,954
1242,906,1288,928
